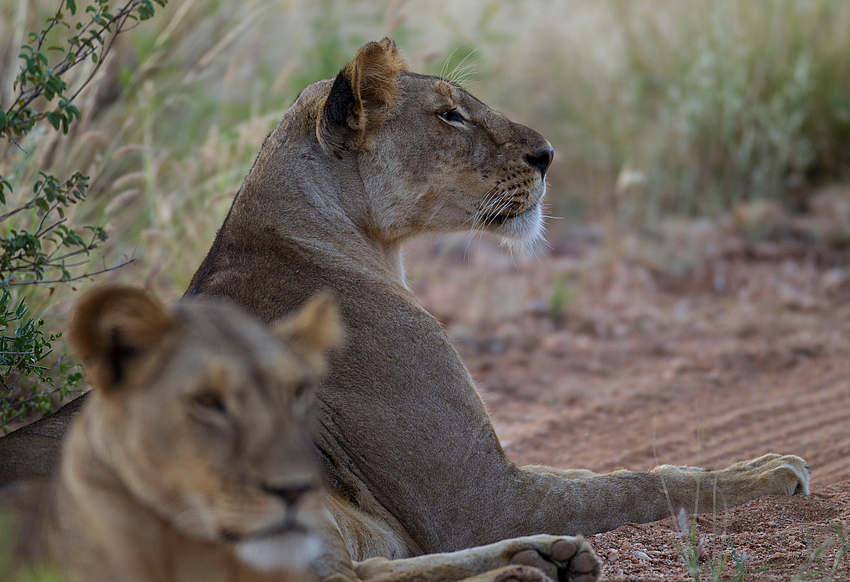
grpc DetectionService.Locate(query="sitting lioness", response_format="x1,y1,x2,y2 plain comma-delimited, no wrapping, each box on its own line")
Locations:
3,286,600,582
0,37,807,574
185,38,808,558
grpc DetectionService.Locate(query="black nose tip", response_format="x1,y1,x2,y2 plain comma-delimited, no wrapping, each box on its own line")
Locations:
525,146,554,178
263,483,314,506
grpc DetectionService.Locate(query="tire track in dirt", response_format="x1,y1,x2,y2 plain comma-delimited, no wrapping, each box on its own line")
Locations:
696,371,850,483
488,362,850,484
473,303,850,484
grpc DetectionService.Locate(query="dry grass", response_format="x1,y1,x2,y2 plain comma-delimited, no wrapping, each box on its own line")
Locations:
1,0,848,369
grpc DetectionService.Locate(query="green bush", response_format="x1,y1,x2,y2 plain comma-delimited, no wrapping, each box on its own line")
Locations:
0,0,166,432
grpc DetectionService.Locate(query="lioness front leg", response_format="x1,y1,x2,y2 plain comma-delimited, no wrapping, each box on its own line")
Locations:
516,453,808,535
654,453,809,510
353,535,600,582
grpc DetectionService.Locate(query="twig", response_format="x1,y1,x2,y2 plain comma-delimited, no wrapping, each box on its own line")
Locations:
2,257,137,286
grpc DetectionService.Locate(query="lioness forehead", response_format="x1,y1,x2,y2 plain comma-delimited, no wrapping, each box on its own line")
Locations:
400,72,486,106
170,303,301,381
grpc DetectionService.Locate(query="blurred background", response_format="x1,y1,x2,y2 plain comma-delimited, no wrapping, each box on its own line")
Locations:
2,0,850,431
3,0,850,305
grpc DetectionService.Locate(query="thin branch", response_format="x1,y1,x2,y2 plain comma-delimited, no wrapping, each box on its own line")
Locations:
46,246,96,263
0,199,39,223
68,3,139,103
34,217,65,240
4,0,148,127
3,256,137,286
33,1,67,55
35,203,64,237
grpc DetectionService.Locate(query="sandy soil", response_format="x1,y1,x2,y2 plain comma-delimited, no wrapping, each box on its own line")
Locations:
405,204,850,580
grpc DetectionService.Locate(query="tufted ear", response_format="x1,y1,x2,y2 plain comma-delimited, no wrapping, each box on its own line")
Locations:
68,286,173,393
318,38,409,153
273,293,343,377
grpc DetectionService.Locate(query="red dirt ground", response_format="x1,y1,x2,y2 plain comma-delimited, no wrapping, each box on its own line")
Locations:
405,198,850,581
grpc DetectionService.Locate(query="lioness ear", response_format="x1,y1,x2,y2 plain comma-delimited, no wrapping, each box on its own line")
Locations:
318,38,409,152
68,286,172,393
273,293,343,376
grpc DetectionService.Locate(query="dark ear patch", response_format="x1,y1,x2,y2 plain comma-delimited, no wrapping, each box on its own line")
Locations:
316,38,410,153
323,72,355,127
68,286,172,393
105,327,139,387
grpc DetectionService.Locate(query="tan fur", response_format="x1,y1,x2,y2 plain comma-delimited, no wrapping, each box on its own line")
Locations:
184,38,808,560
9,287,341,581
4,287,601,582
0,38,806,580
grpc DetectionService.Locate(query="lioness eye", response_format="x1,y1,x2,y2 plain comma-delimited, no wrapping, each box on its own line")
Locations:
294,379,312,399
439,109,465,124
194,391,226,413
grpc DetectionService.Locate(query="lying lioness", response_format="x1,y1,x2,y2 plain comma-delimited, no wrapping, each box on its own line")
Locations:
4,287,340,581
0,37,806,576
3,286,600,582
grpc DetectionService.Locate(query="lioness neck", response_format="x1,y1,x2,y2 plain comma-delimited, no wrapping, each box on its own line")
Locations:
223,113,408,287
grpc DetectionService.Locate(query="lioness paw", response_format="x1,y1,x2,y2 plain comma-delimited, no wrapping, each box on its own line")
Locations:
508,535,600,582
494,565,555,582
728,453,810,496
763,454,810,496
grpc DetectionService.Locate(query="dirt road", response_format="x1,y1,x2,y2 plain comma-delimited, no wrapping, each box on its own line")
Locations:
406,219,850,580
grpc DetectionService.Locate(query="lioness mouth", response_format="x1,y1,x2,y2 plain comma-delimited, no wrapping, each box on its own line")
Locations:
221,514,307,542
481,203,536,226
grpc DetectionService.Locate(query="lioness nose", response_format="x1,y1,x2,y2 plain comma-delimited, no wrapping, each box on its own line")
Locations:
263,482,314,506
525,147,554,178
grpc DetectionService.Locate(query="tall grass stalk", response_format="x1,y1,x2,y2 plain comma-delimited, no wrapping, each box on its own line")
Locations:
1,0,848,426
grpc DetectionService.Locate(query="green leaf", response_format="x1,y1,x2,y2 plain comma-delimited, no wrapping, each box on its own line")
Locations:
0,176,10,205
138,0,154,20
67,0,77,14
46,111,60,129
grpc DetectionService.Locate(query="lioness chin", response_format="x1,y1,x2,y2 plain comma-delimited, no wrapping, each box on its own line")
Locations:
0,38,806,580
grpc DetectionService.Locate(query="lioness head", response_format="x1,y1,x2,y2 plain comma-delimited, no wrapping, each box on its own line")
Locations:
276,39,552,250
67,286,342,571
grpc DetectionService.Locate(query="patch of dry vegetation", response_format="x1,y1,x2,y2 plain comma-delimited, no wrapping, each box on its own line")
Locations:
1,0,848,415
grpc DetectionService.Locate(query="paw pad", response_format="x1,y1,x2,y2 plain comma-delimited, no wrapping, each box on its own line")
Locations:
510,537,600,582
